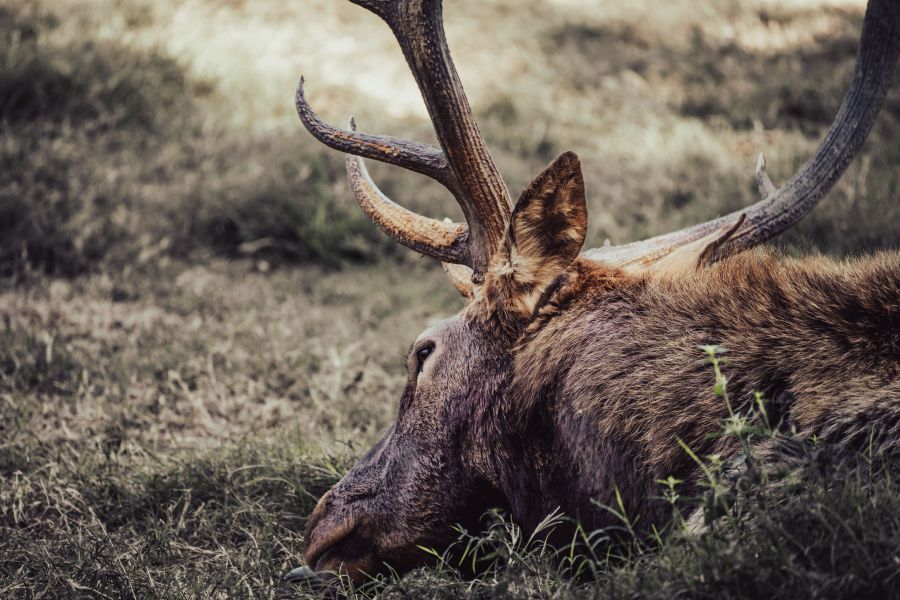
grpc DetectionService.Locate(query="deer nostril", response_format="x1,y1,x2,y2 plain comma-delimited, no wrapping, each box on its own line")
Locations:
308,526,375,574
304,488,378,575
313,540,344,572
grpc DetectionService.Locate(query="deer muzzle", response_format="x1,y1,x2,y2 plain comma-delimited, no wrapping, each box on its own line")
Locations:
300,488,379,582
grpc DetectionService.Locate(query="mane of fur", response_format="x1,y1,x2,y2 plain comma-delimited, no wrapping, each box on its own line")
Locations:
502,249,899,529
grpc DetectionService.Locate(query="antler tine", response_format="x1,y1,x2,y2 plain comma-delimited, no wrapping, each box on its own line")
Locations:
755,154,776,200
348,0,513,277
296,78,458,190
584,0,900,269
344,123,471,264
442,262,475,298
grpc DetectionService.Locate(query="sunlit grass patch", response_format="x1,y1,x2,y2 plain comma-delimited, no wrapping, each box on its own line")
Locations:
0,2,407,277
3,0,898,278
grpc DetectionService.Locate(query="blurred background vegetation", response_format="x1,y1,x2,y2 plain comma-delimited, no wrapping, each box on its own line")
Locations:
0,0,898,596
2,0,899,279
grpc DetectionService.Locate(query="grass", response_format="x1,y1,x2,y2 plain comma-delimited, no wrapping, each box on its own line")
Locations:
0,2,400,277
2,0,898,278
1,435,346,597
1,0,899,597
332,449,899,599
0,259,460,597
2,309,897,597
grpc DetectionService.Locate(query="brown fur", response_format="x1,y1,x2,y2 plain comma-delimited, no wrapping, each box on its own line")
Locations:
299,153,899,583
500,250,899,531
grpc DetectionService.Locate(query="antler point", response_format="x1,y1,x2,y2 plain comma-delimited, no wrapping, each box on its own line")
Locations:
755,153,767,175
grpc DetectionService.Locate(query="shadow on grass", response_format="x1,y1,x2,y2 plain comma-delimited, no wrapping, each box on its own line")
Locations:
0,3,399,278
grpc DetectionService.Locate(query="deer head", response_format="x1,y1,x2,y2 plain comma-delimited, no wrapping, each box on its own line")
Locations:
292,0,900,584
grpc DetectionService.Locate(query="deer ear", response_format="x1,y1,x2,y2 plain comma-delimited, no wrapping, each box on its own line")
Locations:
492,151,587,310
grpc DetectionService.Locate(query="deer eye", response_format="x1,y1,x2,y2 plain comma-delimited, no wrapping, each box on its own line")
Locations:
415,344,434,374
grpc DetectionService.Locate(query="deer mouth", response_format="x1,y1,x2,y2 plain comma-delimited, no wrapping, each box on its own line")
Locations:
310,527,369,571
301,523,379,582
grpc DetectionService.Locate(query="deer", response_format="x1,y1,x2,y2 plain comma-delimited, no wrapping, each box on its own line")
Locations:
287,0,900,584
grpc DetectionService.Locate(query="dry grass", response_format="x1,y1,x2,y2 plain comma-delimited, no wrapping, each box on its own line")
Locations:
1,0,899,597
1,259,462,597
1,260,460,450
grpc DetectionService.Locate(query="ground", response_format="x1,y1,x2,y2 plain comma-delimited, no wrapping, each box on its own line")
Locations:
0,0,898,597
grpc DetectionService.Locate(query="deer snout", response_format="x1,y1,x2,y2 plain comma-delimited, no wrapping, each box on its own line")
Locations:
302,488,379,582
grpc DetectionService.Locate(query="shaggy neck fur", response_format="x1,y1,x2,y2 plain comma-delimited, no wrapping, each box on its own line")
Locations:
489,250,900,534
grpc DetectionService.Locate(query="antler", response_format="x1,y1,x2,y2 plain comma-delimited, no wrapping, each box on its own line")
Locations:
583,0,900,270
296,0,512,280
343,120,470,264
